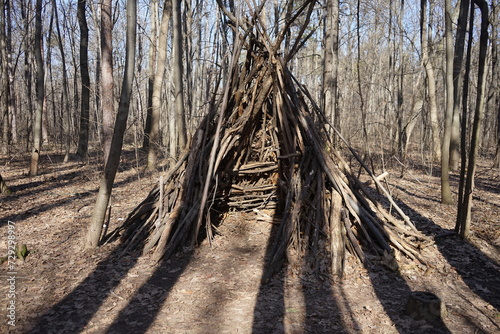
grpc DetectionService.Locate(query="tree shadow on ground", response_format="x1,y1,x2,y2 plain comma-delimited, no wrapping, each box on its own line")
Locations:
252,218,350,333
364,181,500,332
364,259,451,333
103,252,192,333
0,172,140,226
251,220,287,333
25,244,143,333
25,242,192,334
0,149,143,206
394,187,500,311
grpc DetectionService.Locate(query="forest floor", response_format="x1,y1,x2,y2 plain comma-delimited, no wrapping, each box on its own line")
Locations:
0,147,499,334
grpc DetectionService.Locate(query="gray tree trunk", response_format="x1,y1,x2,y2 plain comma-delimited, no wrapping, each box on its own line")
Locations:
86,0,137,248
76,0,91,158
441,0,454,204
0,0,9,154
142,0,158,150
322,0,339,141
29,0,44,176
101,0,114,163
491,2,499,168
170,0,187,158
456,0,489,238
52,0,72,161
450,0,471,171
147,0,172,170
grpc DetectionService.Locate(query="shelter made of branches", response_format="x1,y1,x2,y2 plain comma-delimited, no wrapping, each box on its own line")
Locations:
111,1,430,279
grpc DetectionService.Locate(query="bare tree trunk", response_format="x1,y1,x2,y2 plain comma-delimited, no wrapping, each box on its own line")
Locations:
491,2,499,168
21,0,33,152
457,0,474,234
450,0,471,171
0,0,9,154
441,0,454,204
356,0,368,153
170,0,187,158
0,0,13,154
142,0,158,150
322,0,339,141
86,0,137,248
76,0,91,158
42,15,51,146
183,0,193,129
456,0,489,239
420,0,441,159
4,0,15,146
88,0,102,144
396,0,405,159
147,0,172,170
51,0,71,161
29,0,44,176
101,0,114,163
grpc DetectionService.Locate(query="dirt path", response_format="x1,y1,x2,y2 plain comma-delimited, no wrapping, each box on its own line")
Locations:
0,151,499,333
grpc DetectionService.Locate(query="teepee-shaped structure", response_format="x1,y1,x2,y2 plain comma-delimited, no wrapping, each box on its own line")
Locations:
110,1,429,279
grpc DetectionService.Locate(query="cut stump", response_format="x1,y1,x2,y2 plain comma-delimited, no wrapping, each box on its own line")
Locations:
405,291,447,322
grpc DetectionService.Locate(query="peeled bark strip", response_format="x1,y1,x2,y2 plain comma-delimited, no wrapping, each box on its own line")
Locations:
112,2,429,278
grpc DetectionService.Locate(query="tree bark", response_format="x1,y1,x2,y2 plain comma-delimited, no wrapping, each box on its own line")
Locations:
51,0,72,161
491,2,499,168
21,0,33,153
322,0,339,142
170,0,187,158
0,0,12,154
76,0,91,158
86,0,137,248
147,0,172,170
450,0,471,171
441,0,454,204
420,0,441,159
101,0,114,163
0,0,9,154
456,0,489,239
29,0,44,176
142,0,158,150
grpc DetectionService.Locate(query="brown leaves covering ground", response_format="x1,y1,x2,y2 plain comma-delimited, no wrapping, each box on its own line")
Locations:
0,149,499,333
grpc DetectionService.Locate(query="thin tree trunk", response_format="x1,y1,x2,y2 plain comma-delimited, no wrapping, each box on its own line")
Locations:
86,0,137,248
76,0,91,158
101,0,114,163
356,0,368,153
457,0,474,233
450,0,471,171
183,0,193,129
0,0,9,154
21,0,33,152
147,0,172,170
491,2,499,168
456,0,489,239
52,0,71,161
29,0,44,176
143,0,158,150
441,0,454,204
420,0,441,159
5,0,14,146
170,0,187,158
396,0,405,159
322,0,339,142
